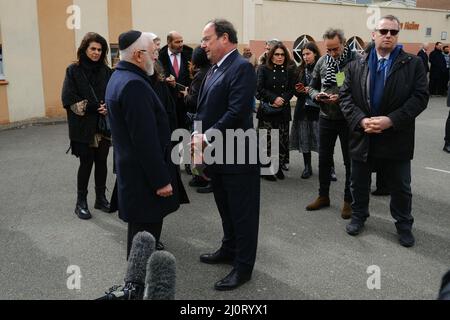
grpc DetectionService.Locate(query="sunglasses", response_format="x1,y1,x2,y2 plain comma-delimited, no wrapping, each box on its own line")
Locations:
377,29,399,36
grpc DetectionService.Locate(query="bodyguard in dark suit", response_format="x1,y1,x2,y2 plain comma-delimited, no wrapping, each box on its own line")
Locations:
340,15,428,247
417,45,429,74
429,42,447,96
445,79,450,153
106,31,187,259
159,31,193,130
194,19,260,291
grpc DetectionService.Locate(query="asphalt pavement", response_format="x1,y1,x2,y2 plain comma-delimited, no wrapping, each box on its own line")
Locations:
0,97,449,300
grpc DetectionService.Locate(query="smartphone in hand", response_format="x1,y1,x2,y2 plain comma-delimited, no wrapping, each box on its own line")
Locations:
176,83,187,91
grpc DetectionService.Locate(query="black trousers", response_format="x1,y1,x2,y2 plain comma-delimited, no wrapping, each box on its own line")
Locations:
445,110,450,144
211,171,260,274
374,162,389,192
127,221,163,260
318,118,352,202
350,158,413,231
77,139,110,192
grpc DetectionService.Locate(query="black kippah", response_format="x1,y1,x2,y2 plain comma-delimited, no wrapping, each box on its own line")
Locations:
119,30,142,50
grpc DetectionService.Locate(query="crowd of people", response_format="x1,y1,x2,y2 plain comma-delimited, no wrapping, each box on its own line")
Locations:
60,14,449,292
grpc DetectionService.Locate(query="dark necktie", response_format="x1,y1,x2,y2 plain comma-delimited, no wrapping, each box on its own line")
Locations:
172,53,179,78
372,58,387,115
204,64,218,86
377,58,387,80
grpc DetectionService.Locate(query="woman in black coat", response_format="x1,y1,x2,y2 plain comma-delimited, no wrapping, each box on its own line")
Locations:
61,32,113,220
256,42,296,181
290,42,321,179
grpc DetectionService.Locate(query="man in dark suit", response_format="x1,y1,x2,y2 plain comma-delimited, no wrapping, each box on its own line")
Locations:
340,15,428,247
106,30,187,259
193,19,260,291
445,80,450,153
417,44,429,74
429,42,447,96
159,31,193,130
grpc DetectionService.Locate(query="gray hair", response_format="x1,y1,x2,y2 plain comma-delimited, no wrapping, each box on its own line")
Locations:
266,38,280,47
377,15,401,30
323,28,345,44
120,32,156,62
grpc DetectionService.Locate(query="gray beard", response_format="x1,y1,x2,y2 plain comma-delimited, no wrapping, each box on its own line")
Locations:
145,59,155,76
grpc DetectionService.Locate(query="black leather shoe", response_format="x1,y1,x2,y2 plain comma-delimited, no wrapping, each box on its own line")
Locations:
200,250,234,265
189,176,208,188
197,183,213,194
398,229,415,248
346,220,364,236
75,205,92,220
276,169,285,180
75,191,92,220
443,144,450,153
262,175,277,181
214,269,252,291
156,241,165,251
301,166,312,179
94,186,111,213
371,189,390,196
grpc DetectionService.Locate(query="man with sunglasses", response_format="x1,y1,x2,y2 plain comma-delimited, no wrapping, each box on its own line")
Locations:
340,15,429,247
305,28,360,220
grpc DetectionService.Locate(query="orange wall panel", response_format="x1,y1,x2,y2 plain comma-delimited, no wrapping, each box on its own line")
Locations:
37,0,76,118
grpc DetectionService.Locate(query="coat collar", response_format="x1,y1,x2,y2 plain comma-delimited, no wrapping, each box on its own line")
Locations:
198,50,240,107
115,61,152,84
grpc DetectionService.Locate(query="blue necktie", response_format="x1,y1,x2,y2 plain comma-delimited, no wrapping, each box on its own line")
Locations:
372,58,387,116
377,58,387,83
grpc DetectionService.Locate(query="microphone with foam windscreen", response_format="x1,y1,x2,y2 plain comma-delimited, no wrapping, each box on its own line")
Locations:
143,251,176,300
96,231,155,300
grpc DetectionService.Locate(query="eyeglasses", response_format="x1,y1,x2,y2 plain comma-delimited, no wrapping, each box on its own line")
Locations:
201,35,217,44
274,53,285,57
138,50,157,57
376,29,399,36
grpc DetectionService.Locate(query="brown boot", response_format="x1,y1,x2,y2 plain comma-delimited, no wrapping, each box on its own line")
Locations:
341,201,352,220
306,196,330,211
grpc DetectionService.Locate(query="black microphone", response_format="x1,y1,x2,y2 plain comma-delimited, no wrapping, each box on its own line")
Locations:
143,251,176,300
96,231,156,300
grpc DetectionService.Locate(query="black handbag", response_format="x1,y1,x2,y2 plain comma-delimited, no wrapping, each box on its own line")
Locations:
81,70,111,137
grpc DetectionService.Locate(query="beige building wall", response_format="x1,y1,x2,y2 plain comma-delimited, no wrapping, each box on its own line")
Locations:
1,0,449,125
108,0,132,44
74,0,110,50
37,0,76,118
257,0,450,44
0,0,46,122
131,0,244,46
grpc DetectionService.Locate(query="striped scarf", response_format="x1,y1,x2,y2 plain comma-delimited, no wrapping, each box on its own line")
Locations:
324,45,350,87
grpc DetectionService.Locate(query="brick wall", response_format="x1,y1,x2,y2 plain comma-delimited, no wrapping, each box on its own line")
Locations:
416,0,450,10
